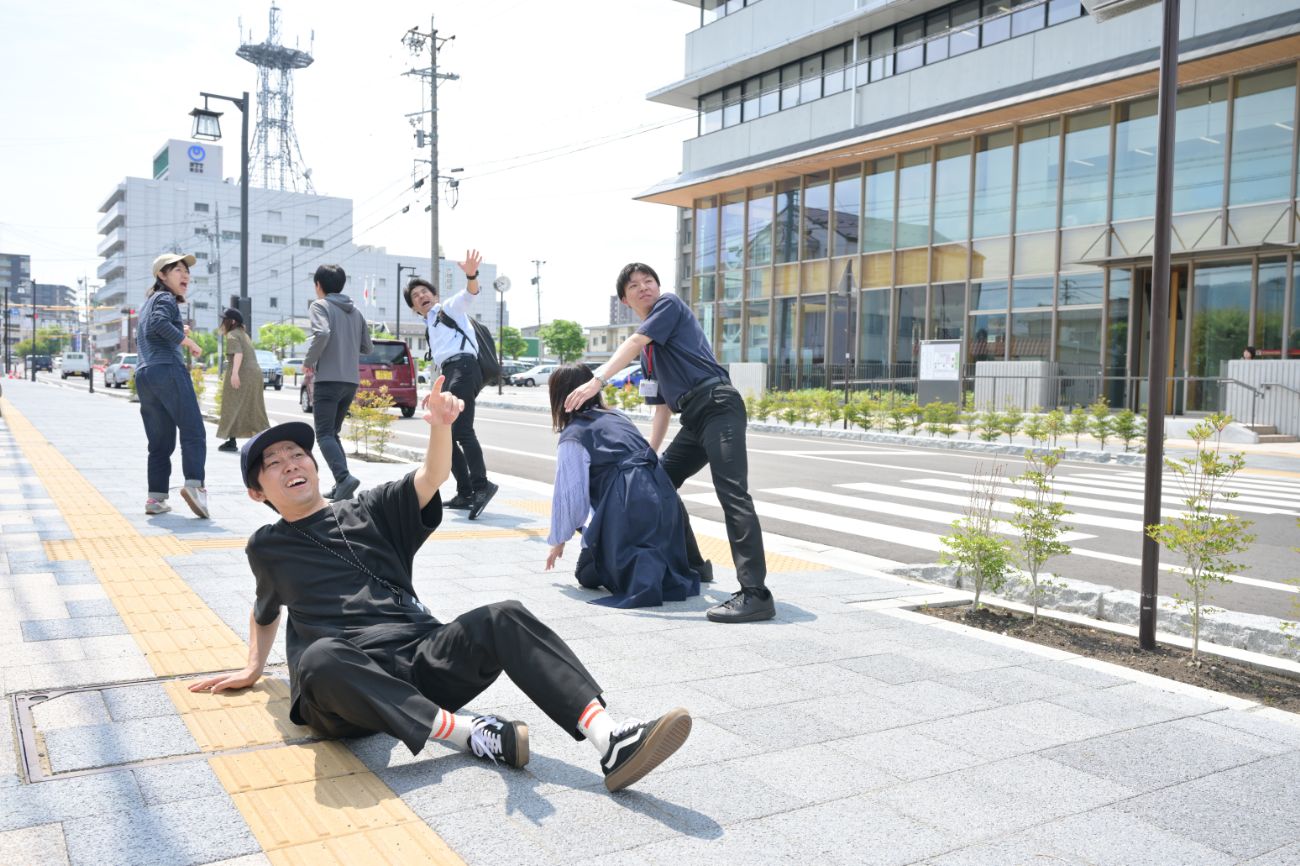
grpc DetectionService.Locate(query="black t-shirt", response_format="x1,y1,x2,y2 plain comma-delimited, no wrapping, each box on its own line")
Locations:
247,472,442,695
636,292,728,412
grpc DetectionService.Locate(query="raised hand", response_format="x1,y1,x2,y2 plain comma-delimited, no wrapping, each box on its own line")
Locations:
458,249,483,277
423,375,463,426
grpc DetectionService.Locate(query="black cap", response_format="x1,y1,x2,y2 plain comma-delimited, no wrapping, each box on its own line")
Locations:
221,307,244,325
240,422,315,488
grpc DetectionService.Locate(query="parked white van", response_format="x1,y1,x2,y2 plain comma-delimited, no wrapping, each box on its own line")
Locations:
60,352,92,379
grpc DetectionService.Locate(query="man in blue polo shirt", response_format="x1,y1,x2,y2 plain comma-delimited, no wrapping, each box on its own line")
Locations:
565,263,773,623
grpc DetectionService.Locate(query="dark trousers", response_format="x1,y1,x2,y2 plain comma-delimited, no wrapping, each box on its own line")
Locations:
293,601,602,754
661,384,767,590
311,380,357,484
136,364,206,496
442,356,488,496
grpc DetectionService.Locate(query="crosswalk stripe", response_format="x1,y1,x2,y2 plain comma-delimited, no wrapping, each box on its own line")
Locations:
760,487,1094,541
1071,471,1300,497
1065,547,1298,595
1060,475,1300,511
833,481,1142,532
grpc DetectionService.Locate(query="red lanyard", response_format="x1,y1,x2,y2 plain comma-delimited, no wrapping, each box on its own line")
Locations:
644,345,654,376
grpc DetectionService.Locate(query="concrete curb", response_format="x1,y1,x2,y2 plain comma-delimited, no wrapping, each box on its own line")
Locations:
893,563,1300,664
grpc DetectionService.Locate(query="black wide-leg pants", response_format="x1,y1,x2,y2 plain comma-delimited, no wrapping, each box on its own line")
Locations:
293,601,603,754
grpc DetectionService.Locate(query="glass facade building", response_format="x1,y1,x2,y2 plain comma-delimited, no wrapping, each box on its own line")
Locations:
650,1,1300,407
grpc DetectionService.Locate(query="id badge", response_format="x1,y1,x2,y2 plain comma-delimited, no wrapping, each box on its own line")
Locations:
639,379,659,399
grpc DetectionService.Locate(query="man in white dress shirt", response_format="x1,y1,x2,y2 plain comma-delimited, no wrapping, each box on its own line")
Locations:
404,249,497,520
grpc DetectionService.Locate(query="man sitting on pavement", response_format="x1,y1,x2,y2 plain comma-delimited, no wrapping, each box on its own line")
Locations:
404,249,498,520
187,380,691,792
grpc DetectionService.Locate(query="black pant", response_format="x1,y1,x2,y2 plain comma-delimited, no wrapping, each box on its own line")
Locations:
311,380,357,484
442,356,488,496
293,601,602,754
661,384,767,590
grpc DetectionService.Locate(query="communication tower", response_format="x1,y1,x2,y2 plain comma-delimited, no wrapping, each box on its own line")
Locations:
237,3,315,192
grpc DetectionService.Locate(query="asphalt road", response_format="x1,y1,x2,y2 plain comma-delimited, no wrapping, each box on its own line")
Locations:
38,370,1300,621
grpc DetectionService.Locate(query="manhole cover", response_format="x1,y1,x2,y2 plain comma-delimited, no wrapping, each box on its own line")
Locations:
11,667,315,783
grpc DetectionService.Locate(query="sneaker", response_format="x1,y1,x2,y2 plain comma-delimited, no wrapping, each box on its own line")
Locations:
601,708,692,793
179,486,209,519
444,493,474,510
144,498,171,515
217,439,238,453
468,715,529,769
468,481,498,520
328,475,361,501
706,588,775,624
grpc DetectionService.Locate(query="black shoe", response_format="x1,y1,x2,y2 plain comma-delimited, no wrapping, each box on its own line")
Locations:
468,481,498,520
706,588,775,623
328,475,361,501
468,715,529,769
601,708,692,793
217,439,238,452
444,493,474,510
694,560,714,583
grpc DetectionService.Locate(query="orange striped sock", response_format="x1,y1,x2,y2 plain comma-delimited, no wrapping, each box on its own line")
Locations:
430,708,471,750
578,698,616,756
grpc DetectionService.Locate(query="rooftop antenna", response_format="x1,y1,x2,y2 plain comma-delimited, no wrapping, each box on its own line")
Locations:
236,2,315,192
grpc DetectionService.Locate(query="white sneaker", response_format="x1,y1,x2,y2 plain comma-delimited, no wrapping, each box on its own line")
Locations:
144,498,171,515
180,486,209,518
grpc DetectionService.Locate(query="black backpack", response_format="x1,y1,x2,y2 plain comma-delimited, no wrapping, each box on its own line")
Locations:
437,311,501,389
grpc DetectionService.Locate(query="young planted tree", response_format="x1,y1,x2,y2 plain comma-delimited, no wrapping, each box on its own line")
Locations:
1010,449,1072,623
936,402,960,439
887,404,910,434
976,411,1003,443
1088,397,1112,451
1146,414,1256,661
907,402,926,437
1022,414,1048,448
1110,408,1143,452
1000,405,1025,443
1066,407,1090,447
940,463,1013,611
1045,409,1066,448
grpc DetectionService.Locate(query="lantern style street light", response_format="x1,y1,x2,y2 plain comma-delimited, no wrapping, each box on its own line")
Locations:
191,92,250,327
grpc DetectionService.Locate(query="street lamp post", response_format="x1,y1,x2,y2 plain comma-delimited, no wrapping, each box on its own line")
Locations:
838,261,855,428
30,278,37,382
2,278,9,376
191,91,250,329
396,263,416,346
493,276,512,396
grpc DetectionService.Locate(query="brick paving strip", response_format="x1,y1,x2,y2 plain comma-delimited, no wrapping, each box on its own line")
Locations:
1,397,466,865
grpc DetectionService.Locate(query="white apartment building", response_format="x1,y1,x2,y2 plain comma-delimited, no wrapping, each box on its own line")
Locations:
94,139,506,358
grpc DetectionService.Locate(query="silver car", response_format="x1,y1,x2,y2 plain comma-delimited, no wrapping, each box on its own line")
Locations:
104,353,138,388
255,350,283,390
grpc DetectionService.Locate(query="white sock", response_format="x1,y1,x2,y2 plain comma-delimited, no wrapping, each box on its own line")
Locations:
429,708,473,750
578,698,617,756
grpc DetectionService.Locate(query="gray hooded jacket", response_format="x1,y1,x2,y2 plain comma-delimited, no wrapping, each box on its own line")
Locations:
303,293,372,384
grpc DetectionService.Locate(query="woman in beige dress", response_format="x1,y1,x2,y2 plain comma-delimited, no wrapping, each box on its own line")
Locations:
216,308,270,452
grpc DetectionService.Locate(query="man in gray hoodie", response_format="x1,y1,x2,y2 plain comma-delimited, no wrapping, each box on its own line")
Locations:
302,264,373,500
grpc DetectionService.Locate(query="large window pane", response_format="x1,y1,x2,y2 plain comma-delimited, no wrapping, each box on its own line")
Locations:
746,300,770,362
971,281,1009,312
1048,0,1083,25
969,313,1007,362
823,45,848,96
1106,270,1132,400
982,1,1011,46
1291,265,1300,359
1011,0,1045,37
1012,276,1053,309
926,9,949,64
718,303,742,363
895,18,925,73
1062,108,1111,227
934,141,972,242
1057,308,1101,367
1189,261,1252,410
801,298,827,365
775,263,799,296
722,85,742,128
774,180,800,265
781,62,801,110
802,174,831,260
696,275,716,303
832,166,862,257
722,271,743,302
747,184,773,267
860,289,891,365
973,130,1014,237
1016,120,1061,233
1113,97,1158,221
1014,230,1056,275
897,148,932,247
720,193,745,272
869,29,895,82
1229,67,1297,206
863,157,896,252
1058,269,1104,306
950,1,980,56
931,283,966,340
971,237,1011,279
1010,311,1052,360
1173,82,1228,213
760,71,780,116
695,197,718,274
896,285,927,368
742,80,761,122
774,298,798,371
800,56,823,103
700,92,722,135
1256,258,1286,357
748,267,772,299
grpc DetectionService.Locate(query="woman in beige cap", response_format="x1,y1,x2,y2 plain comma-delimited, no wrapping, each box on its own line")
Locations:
135,252,209,517
215,306,269,452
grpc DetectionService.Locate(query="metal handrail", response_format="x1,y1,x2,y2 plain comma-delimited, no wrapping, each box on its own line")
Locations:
1262,382,1300,399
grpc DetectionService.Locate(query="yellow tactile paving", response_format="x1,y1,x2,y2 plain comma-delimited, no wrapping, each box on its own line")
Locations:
432,527,549,541
694,533,828,573
503,498,553,516
2,397,466,865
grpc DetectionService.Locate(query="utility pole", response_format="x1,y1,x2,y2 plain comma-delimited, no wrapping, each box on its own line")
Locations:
531,259,546,327
2,277,10,375
290,254,296,356
403,18,459,293
30,278,38,381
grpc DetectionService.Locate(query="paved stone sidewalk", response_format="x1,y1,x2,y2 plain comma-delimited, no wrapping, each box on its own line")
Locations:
1,377,1299,865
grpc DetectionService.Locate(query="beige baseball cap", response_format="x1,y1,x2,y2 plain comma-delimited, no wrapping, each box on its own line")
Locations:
151,252,197,278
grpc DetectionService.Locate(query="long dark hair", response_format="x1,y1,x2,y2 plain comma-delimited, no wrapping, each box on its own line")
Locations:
549,363,603,432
